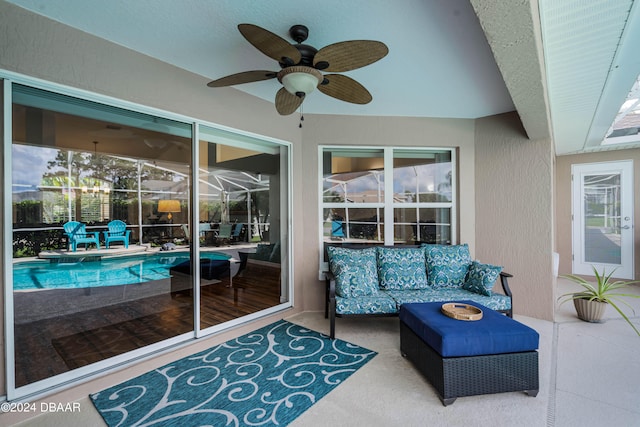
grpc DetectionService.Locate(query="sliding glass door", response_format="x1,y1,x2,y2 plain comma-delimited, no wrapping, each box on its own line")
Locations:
196,126,290,332
10,84,193,392
5,80,292,399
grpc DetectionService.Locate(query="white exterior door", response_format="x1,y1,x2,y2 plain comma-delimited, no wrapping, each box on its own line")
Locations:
572,161,634,279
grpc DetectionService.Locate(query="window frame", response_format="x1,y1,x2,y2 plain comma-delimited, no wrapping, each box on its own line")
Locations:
318,145,457,275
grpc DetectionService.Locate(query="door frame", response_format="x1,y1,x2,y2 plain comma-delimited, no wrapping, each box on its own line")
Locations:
571,160,634,279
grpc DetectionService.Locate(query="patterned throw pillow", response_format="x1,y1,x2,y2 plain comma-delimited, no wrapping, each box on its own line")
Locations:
463,260,503,296
422,244,472,288
327,246,379,298
376,247,428,290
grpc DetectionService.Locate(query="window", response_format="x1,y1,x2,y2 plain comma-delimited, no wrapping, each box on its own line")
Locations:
320,147,456,269
392,149,453,244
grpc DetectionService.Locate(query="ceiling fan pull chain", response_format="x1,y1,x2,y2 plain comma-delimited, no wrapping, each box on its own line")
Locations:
299,104,304,128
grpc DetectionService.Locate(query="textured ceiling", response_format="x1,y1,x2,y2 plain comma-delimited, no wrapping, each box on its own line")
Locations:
4,0,639,155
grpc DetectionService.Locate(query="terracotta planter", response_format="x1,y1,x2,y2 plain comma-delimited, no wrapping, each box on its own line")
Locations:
573,298,607,323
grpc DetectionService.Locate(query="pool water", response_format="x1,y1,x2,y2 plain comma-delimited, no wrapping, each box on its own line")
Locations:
12,252,231,291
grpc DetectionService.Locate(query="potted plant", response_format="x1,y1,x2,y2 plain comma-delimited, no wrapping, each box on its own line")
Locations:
559,266,640,336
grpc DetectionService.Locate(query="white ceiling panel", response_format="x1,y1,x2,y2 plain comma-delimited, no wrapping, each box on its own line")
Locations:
540,0,639,154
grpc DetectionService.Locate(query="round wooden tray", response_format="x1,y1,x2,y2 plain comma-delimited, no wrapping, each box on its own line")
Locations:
441,303,483,321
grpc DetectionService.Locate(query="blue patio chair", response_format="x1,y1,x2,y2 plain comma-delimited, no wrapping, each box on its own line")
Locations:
231,223,243,242
216,223,233,245
64,221,100,251
103,220,131,249
331,220,345,239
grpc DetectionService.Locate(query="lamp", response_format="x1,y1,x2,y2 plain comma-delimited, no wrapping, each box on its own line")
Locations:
157,199,181,221
277,66,323,97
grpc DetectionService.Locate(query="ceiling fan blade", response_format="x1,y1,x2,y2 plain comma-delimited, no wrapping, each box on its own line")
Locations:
238,24,302,65
275,88,303,115
207,70,277,87
313,40,388,72
318,74,372,104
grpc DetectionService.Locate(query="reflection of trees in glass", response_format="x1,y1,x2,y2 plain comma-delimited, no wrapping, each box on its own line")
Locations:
201,201,222,222
418,193,450,202
236,190,270,229
403,190,415,203
324,190,342,202
39,149,180,223
584,175,621,230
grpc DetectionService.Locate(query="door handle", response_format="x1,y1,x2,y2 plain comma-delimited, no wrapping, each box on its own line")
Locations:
621,225,631,230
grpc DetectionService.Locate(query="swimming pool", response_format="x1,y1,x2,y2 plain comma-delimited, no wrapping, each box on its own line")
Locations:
12,252,232,291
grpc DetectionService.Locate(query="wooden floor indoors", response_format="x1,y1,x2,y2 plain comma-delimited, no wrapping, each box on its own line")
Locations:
13,262,281,388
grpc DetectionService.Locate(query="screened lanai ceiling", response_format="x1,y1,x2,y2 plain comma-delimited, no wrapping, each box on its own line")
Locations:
5,0,640,155
138,160,269,200
602,76,640,147
539,0,640,154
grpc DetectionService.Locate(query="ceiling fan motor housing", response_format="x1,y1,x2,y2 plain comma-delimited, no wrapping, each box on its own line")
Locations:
283,25,320,68
289,25,309,43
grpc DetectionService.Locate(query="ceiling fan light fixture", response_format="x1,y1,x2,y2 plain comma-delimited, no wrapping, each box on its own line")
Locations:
278,66,322,97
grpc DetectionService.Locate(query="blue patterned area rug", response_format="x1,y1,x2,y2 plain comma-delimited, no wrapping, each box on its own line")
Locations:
90,320,376,426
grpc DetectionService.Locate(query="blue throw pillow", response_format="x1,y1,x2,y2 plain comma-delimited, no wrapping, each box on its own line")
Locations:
463,261,502,296
422,244,472,288
327,246,379,297
377,247,428,290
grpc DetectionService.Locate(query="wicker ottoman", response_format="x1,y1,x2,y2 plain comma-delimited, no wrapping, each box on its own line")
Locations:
400,301,539,406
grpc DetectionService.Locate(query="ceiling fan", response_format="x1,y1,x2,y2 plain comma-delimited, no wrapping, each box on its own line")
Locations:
207,24,389,115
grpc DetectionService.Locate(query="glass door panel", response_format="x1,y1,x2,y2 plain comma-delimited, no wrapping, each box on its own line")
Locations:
197,126,290,332
11,84,193,390
572,161,634,278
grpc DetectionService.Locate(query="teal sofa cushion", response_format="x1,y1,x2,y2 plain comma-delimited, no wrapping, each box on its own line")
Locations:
422,244,472,288
327,246,379,297
384,288,449,306
376,247,428,290
335,293,398,315
385,288,511,312
463,261,503,296
435,288,511,312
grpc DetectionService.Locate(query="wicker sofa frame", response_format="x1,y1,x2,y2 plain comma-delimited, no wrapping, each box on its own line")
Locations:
400,320,539,405
323,244,513,340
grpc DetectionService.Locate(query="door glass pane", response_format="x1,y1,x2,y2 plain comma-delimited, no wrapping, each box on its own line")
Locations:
11,84,193,388
197,125,289,330
583,173,622,264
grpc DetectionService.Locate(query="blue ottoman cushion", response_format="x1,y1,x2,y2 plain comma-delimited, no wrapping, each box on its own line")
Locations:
399,301,539,357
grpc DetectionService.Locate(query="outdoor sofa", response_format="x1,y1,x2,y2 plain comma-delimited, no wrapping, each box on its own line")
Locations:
324,244,513,339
